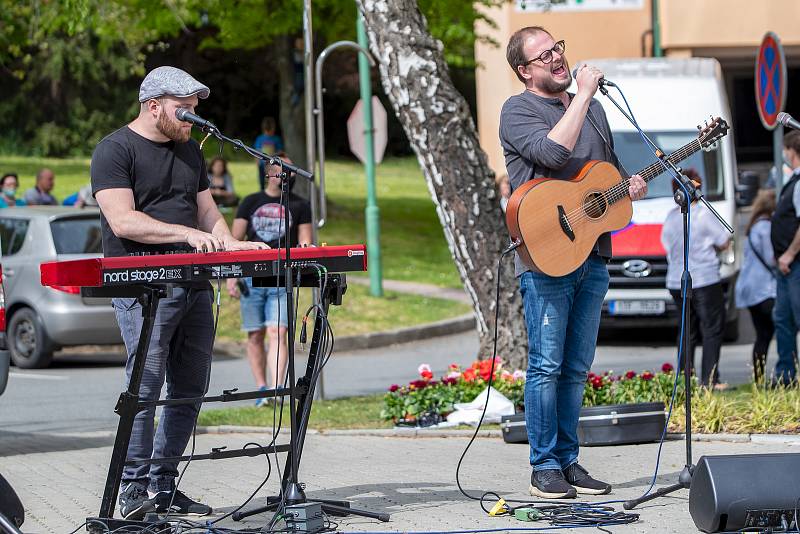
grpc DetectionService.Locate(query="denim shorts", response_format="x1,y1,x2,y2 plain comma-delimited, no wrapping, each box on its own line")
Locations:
239,278,288,331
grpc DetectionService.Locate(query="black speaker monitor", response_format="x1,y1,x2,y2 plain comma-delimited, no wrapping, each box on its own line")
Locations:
0,473,24,528
689,453,800,533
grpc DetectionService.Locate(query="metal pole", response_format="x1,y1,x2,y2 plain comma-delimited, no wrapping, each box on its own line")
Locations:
302,0,325,400
651,0,663,57
774,124,785,190
357,13,383,297
303,0,318,246
315,41,373,229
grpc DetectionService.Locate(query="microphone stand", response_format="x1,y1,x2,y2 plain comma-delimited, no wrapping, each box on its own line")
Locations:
597,84,733,234
203,124,313,505
594,85,733,510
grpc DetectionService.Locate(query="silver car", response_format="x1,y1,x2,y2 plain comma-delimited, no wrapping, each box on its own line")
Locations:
0,266,8,392
0,207,121,368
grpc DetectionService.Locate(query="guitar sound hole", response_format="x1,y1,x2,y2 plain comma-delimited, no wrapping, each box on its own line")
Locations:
583,192,607,219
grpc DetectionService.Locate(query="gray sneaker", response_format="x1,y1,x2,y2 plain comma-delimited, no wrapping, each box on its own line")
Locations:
119,482,156,520
153,489,212,516
529,469,577,499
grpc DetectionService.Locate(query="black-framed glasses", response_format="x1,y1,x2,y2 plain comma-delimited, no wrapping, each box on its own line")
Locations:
524,40,566,66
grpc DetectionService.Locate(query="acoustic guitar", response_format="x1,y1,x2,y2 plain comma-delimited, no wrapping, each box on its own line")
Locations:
505,117,729,276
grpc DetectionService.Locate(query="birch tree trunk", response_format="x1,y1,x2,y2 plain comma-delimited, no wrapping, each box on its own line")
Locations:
356,0,527,368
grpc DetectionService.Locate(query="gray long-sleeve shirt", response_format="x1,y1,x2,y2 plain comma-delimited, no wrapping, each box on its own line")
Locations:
499,90,620,276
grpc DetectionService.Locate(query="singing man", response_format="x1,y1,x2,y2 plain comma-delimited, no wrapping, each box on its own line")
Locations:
499,27,647,499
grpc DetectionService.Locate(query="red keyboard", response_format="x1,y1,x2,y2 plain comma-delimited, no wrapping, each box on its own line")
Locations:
40,244,367,287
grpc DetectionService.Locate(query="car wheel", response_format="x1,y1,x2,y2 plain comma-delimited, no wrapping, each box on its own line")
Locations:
8,308,54,369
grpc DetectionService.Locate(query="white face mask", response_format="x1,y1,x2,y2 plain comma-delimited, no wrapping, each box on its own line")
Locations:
2,188,16,197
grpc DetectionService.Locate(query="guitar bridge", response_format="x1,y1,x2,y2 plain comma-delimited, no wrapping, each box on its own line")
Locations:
558,205,575,242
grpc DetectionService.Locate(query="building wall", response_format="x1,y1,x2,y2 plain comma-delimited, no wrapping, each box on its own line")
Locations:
476,0,800,176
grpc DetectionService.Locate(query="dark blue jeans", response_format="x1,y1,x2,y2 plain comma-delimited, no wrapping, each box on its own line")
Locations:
113,286,214,493
520,255,609,472
773,261,800,382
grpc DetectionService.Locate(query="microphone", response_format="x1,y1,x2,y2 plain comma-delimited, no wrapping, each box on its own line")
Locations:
572,67,615,88
175,108,217,131
778,112,800,131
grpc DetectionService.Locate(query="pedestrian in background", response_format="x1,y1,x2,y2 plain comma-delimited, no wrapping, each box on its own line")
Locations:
207,156,238,207
0,173,26,207
770,131,800,386
735,189,776,384
24,168,57,205
661,169,731,388
227,153,312,405
254,117,284,191
496,173,511,212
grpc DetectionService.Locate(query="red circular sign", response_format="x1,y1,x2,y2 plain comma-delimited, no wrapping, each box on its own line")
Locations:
755,32,787,130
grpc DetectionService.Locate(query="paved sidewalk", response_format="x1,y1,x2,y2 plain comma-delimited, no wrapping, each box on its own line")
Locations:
3,430,799,533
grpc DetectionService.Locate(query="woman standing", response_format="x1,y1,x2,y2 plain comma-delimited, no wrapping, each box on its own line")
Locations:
735,189,777,384
661,169,731,387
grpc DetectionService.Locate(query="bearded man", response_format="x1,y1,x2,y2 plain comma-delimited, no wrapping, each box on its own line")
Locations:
90,66,267,519
499,27,647,499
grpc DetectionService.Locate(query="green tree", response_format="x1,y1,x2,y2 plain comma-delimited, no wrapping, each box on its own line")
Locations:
1,0,503,157
0,0,175,155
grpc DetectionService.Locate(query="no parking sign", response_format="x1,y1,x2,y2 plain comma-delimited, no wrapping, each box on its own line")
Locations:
756,31,787,130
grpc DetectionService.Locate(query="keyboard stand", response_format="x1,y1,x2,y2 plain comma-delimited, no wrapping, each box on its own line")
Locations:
232,274,390,523
84,274,388,533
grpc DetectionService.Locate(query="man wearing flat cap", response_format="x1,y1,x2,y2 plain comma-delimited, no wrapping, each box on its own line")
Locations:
90,66,267,520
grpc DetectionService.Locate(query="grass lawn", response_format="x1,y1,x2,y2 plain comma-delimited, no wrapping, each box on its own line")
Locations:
198,394,392,430
0,155,469,340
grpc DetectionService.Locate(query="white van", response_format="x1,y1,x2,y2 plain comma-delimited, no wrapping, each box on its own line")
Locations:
578,58,755,340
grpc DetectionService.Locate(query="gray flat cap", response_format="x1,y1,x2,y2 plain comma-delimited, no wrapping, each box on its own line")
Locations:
138,66,210,102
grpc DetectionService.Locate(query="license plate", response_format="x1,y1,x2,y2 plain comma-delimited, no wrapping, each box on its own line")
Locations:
608,300,665,315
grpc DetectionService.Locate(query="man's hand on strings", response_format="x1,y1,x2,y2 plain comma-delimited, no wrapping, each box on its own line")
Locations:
628,174,647,201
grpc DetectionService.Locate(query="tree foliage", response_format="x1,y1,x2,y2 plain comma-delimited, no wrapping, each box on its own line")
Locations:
0,0,504,156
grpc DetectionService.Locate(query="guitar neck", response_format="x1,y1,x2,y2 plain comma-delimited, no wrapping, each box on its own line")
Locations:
637,139,702,183
604,138,703,206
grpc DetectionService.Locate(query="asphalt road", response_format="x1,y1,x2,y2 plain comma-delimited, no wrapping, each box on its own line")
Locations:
0,308,776,435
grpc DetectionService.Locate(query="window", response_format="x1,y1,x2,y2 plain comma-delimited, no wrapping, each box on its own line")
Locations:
612,131,724,202
0,218,30,256
50,217,103,254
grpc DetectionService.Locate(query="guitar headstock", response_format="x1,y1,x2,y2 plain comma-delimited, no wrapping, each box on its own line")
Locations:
697,116,729,152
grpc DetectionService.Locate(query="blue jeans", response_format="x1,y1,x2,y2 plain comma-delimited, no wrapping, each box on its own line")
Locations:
520,255,609,471
113,286,214,493
239,278,288,331
773,260,800,382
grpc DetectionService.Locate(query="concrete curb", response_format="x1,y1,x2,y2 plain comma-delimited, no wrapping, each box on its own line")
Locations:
212,313,476,358
333,313,476,352
195,425,800,443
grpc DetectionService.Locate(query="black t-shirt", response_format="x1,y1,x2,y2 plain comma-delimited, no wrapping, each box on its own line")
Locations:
235,192,312,248
90,126,209,257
